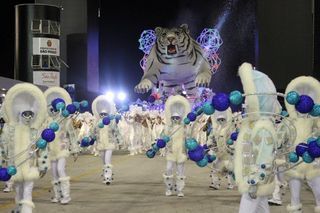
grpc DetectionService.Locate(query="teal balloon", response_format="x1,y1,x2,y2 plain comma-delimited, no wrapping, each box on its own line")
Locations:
56,102,66,111
184,117,190,125
146,149,156,158
196,157,208,167
81,100,89,108
162,135,170,143
7,166,17,176
289,152,299,163
49,122,59,132
286,91,300,105
229,90,243,105
280,110,289,117
207,154,216,163
227,138,234,145
310,104,320,117
36,139,47,149
98,122,104,128
317,137,320,147
302,151,314,163
185,138,198,151
152,143,159,152
62,110,70,117
202,102,215,115
73,101,80,110
109,114,115,120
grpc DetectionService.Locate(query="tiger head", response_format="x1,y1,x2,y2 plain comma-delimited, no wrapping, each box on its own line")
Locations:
155,24,191,56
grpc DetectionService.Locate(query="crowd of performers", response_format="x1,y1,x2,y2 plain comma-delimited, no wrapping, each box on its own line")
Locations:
1,62,320,213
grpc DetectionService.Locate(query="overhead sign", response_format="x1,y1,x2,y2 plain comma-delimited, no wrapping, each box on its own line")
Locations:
33,71,60,87
33,37,60,56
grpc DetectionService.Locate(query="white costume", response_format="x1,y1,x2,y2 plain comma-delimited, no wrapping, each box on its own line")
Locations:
162,95,191,197
284,76,320,213
207,108,235,190
44,87,79,204
234,63,282,213
91,95,121,184
1,83,47,213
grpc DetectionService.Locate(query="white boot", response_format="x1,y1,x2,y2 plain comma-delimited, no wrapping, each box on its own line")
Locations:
3,180,13,192
163,174,174,196
209,170,220,190
19,200,34,213
286,203,302,213
51,180,61,203
59,176,71,204
103,164,113,185
176,176,186,197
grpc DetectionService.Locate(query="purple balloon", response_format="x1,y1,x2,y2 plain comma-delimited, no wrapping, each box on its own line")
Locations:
0,168,11,181
212,93,230,111
41,128,55,142
296,143,308,157
295,95,314,113
102,117,111,125
188,146,205,161
187,112,197,122
156,139,166,148
230,132,238,141
308,141,320,158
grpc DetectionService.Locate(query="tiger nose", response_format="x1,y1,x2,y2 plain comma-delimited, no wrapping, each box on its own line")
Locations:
167,36,175,42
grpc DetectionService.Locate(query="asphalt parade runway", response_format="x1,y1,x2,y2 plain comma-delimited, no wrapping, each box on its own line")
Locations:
0,151,317,213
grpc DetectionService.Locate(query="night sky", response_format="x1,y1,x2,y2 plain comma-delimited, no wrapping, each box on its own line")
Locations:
99,0,257,101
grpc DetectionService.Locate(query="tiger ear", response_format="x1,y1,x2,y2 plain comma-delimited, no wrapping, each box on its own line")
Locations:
155,27,162,36
180,24,189,33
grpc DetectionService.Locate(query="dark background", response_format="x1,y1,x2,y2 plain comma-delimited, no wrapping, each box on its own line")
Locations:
1,0,318,102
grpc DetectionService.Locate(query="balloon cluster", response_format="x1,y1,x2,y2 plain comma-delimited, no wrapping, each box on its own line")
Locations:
185,138,216,167
184,90,243,125
97,114,121,128
286,91,320,116
146,135,171,158
289,137,320,164
80,136,96,147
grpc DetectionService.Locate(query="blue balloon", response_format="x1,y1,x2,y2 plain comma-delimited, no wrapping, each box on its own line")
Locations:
72,101,80,110
184,117,190,125
226,138,234,145
98,122,104,128
89,138,95,145
196,157,208,167
102,116,111,125
230,132,238,141
308,141,320,158
41,128,55,142
212,93,230,111
66,104,77,114
156,139,166,148
146,149,156,158
56,102,65,111
0,168,11,181
302,151,314,163
62,109,70,118
51,98,65,111
7,166,17,176
229,90,243,105
295,95,314,114
80,100,89,108
187,112,197,122
162,135,170,143
147,95,156,103
310,104,320,117
295,143,308,157
115,114,122,120
286,91,300,105
202,144,208,150
188,146,205,161
202,102,215,115
81,137,90,147
36,139,47,149
185,138,198,151
307,137,317,144
49,122,59,132
207,154,216,163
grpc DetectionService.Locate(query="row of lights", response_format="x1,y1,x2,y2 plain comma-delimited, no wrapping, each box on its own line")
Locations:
105,91,127,101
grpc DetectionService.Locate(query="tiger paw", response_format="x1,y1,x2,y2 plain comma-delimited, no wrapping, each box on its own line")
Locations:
195,73,211,87
134,79,153,93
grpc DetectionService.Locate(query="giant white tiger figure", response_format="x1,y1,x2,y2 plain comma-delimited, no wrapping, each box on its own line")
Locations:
134,24,212,97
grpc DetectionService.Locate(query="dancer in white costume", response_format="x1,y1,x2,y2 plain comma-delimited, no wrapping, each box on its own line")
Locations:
234,63,283,213
91,95,122,185
162,95,191,197
207,108,235,190
284,76,320,213
1,83,48,213
44,87,79,204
